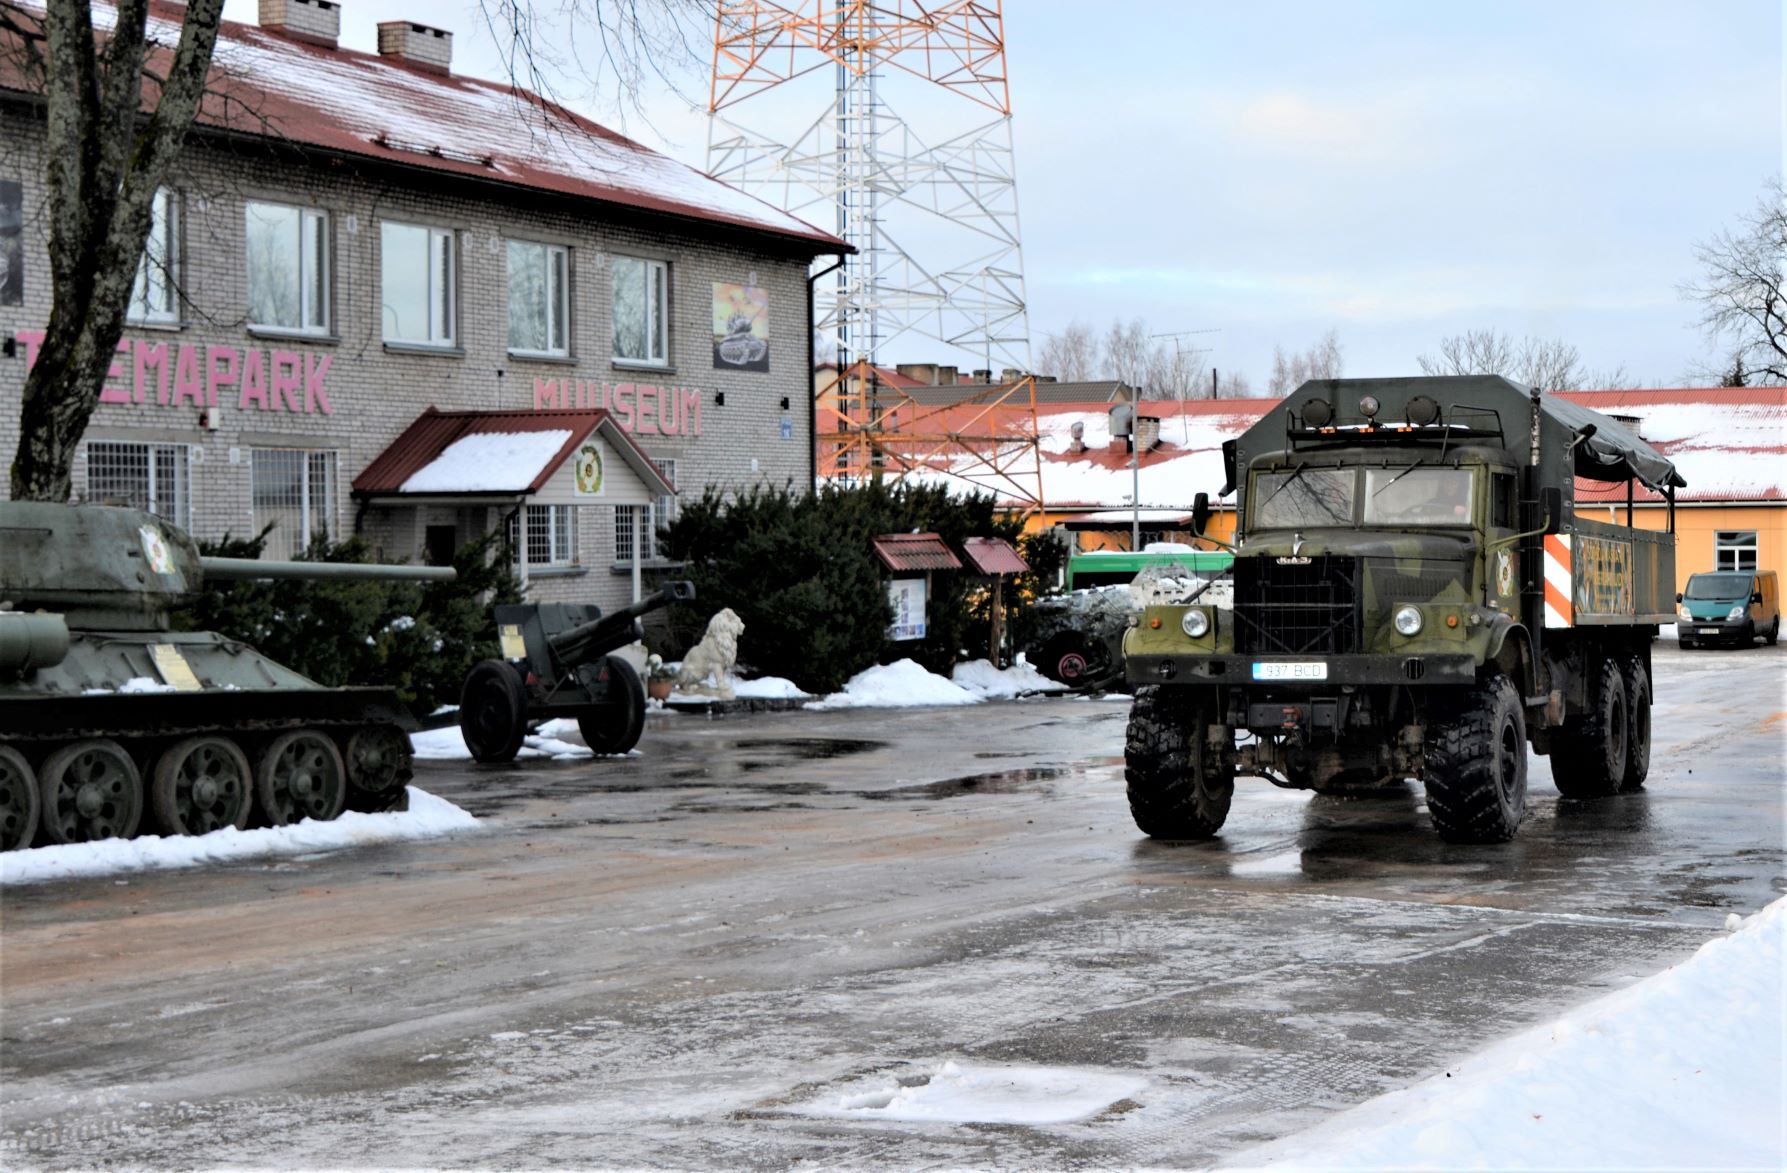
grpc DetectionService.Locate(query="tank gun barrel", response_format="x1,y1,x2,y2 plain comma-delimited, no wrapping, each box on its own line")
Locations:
547,580,695,670
200,556,457,583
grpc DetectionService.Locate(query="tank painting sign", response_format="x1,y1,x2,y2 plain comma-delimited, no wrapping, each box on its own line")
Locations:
1574,534,1633,618
13,331,332,415
532,378,703,437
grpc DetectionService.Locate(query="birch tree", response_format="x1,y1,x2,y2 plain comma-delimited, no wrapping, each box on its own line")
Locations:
1684,179,1786,384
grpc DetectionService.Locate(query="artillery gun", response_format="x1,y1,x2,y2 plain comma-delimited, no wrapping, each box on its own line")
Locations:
0,501,455,851
458,581,696,763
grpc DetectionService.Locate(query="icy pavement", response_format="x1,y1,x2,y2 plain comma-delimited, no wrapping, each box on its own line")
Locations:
0,788,478,887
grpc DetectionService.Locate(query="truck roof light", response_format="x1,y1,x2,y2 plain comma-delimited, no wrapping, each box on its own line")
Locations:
1303,398,1334,427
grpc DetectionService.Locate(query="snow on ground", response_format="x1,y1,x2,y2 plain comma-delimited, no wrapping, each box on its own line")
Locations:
409,719,610,760
800,1060,1149,1126
1234,896,1786,1171
0,788,479,887
805,658,981,710
951,657,1066,699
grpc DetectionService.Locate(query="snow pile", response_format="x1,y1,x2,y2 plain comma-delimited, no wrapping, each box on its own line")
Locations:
0,788,479,887
410,720,604,760
398,430,573,493
804,1060,1149,1125
729,675,810,700
951,658,1063,699
1237,897,1786,1170
805,659,982,710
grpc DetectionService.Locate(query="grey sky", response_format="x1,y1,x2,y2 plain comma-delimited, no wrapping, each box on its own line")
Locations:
222,0,1782,388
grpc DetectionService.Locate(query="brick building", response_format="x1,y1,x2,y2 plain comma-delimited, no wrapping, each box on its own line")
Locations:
0,0,845,607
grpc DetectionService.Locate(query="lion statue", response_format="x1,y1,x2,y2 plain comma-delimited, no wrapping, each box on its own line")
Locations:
675,608,744,700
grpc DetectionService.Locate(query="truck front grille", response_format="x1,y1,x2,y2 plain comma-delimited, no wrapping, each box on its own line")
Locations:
1234,555,1361,655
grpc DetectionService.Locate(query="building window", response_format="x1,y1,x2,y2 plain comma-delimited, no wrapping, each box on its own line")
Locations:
381,221,455,346
251,448,337,559
85,440,190,529
615,459,677,562
1715,530,1759,572
246,200,329,333
128,188,179,324
611,255,667,365
507,240,569,355
508,505,576,567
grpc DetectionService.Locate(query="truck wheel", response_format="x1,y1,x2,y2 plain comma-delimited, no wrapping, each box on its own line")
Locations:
1422,675,1526,843
1124,685,1232,839
1620,657,1651,792
461,659,528,764
1767,618,1780,647
1549,656,1629,799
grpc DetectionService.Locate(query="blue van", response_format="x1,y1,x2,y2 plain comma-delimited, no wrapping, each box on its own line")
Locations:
1677,570,1780,649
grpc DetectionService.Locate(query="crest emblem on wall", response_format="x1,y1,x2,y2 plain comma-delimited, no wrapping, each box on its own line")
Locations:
574,443,604,496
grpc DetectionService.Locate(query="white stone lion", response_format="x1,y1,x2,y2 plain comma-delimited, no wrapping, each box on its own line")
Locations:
675,608,744,700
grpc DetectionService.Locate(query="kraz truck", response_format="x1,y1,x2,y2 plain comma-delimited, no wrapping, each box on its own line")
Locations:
1122,375,1682,843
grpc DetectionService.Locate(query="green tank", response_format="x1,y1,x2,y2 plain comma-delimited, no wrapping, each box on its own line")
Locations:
0,501,456,851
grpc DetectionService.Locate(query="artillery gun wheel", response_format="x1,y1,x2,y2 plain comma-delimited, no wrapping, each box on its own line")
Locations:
345,725,414,810
38,739,143,844
1619,657,1651,792
1422,675,1526,843
152,736,253,836
578,655,646,755
461,659,528,764
0,745,40,851
257,731,347,825
1549,656,1628,799
1124,685,1233,839
1038,633,1110,689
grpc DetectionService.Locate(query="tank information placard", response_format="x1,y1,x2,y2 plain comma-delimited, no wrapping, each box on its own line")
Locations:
1574,534,1634,618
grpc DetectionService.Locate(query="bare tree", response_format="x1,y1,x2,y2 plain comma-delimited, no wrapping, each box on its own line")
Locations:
1266,329,1342,395
1037,318,1101,382
4,0,225,501
1415,328,1623,390
1683,179,1787,384
1103,317,1154,393
1213,370,1252,398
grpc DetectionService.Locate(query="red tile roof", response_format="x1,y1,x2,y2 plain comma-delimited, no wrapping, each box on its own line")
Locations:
960,536,1029,575
353,407,673,497
871,533,963,573
1,4,845,252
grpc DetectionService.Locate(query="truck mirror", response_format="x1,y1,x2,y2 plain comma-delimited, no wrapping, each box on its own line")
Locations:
1540,486,1565,534
1753,592,1764,605
1192,492,1211,536
1219,440,1237,496
1675,591,1683,603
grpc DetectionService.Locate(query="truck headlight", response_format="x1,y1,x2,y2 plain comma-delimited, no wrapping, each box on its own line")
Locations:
1181,608,1210,638
1677,604,1692,621
1393,605,1423,636
1728,605,1746,621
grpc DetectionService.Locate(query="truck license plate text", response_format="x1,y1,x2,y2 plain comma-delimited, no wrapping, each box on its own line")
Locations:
1252,661,1328,681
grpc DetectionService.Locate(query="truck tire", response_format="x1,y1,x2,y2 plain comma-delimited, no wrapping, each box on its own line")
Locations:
1124,685,1232,839
1620,656,1650,792
1549,656,1629,799
1422,675,1526,843
1767,618,1780,647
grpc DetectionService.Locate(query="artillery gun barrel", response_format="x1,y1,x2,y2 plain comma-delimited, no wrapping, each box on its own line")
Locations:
547,580,696,670
200,556,457,583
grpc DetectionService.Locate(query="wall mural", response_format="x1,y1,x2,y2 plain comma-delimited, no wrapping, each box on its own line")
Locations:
0,179,21,307
711,281,768,373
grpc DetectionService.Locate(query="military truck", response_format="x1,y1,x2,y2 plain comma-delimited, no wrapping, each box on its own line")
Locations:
1121,376,1681,843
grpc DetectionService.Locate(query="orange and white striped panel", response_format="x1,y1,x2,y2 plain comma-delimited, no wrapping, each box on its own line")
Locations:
1543,534,1574,628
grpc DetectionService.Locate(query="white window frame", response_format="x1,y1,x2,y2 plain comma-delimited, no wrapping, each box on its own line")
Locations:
611,255,668,366
380,221,456,347
1715,530,1759,572
128,187,180,325
84,440,191,529
246,200,330,334
509,504,577,568
250,448,338,560
614,459,677,563
507,240,570,357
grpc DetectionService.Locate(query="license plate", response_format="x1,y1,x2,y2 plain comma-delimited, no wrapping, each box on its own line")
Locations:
1252,661,1328,681
1699,628,1720,635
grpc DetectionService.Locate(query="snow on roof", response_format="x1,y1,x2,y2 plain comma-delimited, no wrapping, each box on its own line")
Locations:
12,3,843,251
399,429,574,493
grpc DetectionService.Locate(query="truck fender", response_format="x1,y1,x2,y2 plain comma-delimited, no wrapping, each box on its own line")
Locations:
1485,617,1536,695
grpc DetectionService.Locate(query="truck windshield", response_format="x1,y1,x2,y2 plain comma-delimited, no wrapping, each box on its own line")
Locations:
1252,468,1354,528
1363,467,1475,526
1685,573,1753,599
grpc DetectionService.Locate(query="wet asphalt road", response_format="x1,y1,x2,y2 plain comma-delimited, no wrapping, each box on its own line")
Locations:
1,641,1783,1170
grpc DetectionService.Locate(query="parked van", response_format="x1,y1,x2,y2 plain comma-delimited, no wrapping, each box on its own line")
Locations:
1677,569,1780,648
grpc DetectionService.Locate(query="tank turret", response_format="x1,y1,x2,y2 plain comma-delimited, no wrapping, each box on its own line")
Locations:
0,502,456,853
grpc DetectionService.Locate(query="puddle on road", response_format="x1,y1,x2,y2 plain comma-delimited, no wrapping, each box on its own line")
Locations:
864,766,1070,801
778,1059,1149,1126
730,737,886,760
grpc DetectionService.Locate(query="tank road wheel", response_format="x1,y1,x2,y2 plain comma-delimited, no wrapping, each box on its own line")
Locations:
0,745,40,852
1619,656,1651,793
38,739,143,844
344,724,414,811
152,736,253,836
1124,685,1233,839
460,659,528,764
1422,676,1527,843
256,731,347,826
578,655,647,756
1549,656,1629,799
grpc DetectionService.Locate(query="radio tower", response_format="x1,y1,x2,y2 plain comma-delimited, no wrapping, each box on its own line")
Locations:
709,2,1043,505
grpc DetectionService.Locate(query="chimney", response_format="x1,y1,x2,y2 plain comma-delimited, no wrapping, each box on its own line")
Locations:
1136,416,1162,450
1001,368,1025,384
378,20,453,73
973,368,991,383
896,362,938,385
1068,420,1086,454
936,365,958,386
259,0,341,47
